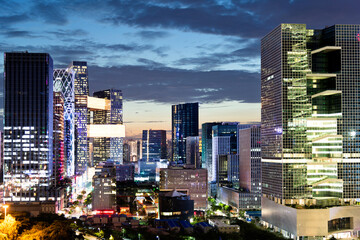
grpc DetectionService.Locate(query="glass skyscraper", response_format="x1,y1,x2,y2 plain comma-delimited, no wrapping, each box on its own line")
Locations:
3,52,54,202
70,61,89,175
261,24,360,238
171,102,199,164
201,122,219,171
92,89,123,165
53,68,75,177
53,92,65,187
142,130,167,161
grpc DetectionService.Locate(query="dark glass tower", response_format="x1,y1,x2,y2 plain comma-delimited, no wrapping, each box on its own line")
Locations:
171,103,199,164
142,130,167,161
201,122,219,170
70,61,88,175
3,52,54,202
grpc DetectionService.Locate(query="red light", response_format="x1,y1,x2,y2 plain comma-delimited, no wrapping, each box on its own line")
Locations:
103,210,114,214
357,33,360,42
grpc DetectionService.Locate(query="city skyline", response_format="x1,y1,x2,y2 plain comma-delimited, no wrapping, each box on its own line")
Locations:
0,0,359,137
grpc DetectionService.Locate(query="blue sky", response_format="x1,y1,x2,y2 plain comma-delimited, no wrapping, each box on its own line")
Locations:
1,0,359,137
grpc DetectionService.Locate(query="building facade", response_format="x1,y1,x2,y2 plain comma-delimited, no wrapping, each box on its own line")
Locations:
171,103,199,164
201,122,219,171
3,52,54,202
90,89,124,165
53,68,75,177
160,167,207,209
53,92,65,187
70,61,89,175
185,136,200,168
238,125,261,209
142,130,167,161
261,24,360,239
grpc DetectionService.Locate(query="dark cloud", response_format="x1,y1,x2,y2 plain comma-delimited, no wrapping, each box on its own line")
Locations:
175,40,260,70
0,14,29,25
0,30,39,38
137,58,166,68
135,30,171,40
96,0,360,38
31,2,68,25
88,65,260,104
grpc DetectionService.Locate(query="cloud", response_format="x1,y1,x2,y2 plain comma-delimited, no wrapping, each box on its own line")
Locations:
95,0,360,39
175,39,260,70
135,30,171,40
88,65,260,104
0,30,39,38
0,14,29,25
31,1,68,25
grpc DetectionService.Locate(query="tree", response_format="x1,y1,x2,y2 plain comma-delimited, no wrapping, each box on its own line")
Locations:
0,214,21,240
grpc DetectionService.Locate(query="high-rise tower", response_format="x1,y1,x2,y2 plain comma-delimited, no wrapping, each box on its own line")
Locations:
70,61,89,175
171,103,199,164
142,130,167,161
91,89,123,165
261,24,360,239
3,52,54,202
53,68,75,177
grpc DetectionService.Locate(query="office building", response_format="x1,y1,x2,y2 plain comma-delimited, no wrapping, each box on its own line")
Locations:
201,122,219,173
70,61,89,175
53,68,75,177
158,190,194,220
210,122,239,183
93,171,116,211
160,167,207,209
116,164,135,182
3,52,54,202
53,92,65,187
123,142,130,163
238,125,261,209
142,130,167,161
89,89,124,166
185,136,200,168
171,103,199,164
261,24,360,239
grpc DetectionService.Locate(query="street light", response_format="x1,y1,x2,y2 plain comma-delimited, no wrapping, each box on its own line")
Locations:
3,205,9,219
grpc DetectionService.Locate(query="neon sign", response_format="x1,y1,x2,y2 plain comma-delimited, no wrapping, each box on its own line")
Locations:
357,33,360,42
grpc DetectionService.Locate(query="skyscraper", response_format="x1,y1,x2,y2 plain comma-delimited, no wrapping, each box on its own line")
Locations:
201,122,219,170
3,52,54,202
53,68,75,177
142,130,167,161
238,125,261,209
211,122,239,182
261,24,360,239
185,136,200,168
171,102,199,164
91,89,123,165
70,61,89,175
53,92,65,187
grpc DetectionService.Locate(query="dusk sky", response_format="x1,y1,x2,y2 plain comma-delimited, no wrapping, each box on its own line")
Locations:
0,0,359,138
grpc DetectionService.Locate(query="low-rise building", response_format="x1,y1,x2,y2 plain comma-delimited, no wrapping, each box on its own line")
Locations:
92,172,116,211
160,167,207,209
208,219,240,234
195,222,213,234
159,190,194,220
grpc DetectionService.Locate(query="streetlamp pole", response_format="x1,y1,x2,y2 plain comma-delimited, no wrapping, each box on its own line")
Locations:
3,205,9,219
